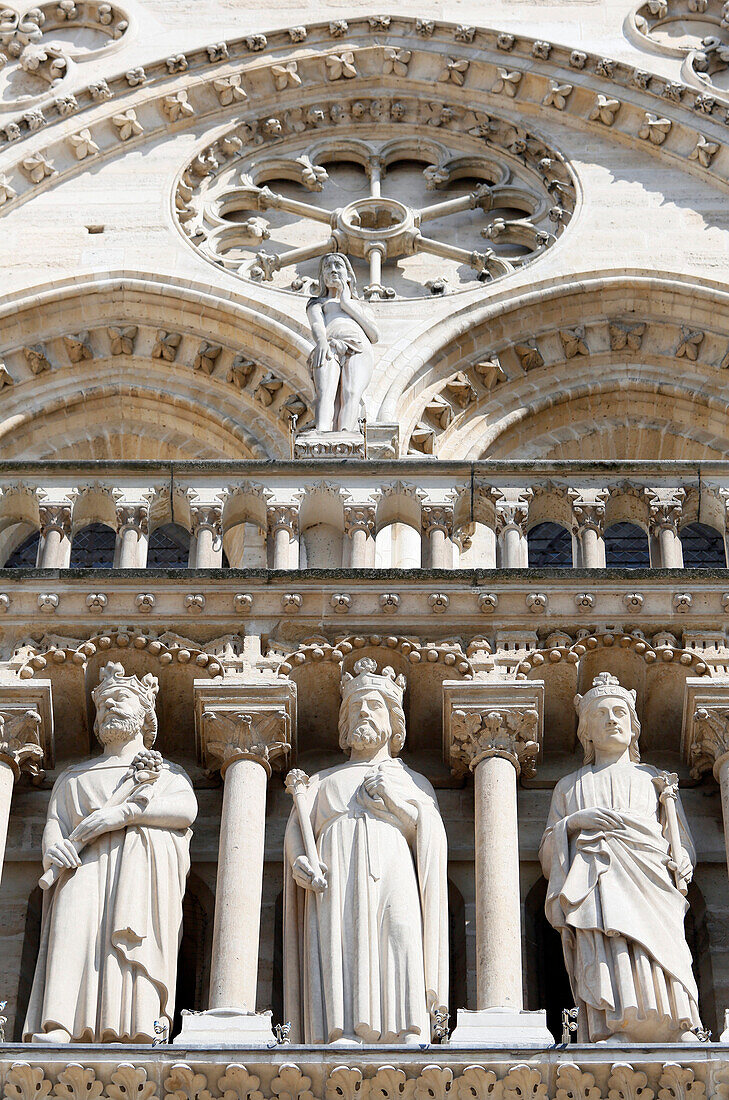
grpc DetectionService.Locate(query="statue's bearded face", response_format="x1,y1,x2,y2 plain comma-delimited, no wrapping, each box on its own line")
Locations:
96,685,146,745
584,693,633,755
345,689,391,749
322,255,348,291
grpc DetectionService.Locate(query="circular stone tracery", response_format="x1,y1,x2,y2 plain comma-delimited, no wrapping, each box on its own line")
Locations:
176,106,576,300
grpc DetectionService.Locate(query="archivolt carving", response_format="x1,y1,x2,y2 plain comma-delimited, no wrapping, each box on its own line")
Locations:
0,16,727,224
274,634,472,677
13,629,225,678
628,0,729,97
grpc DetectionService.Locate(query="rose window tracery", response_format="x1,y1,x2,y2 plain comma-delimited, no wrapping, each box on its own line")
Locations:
178,115,575,300
630,0,729,90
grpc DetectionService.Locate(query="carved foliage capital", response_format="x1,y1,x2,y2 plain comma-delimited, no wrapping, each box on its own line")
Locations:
39,502,72,537
690,704,729,779
202,708,291,776
344,504,376,536
0,708,44,780
450,706,540,776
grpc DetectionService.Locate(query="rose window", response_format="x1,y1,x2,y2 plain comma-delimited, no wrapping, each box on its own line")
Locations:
178,120,575,300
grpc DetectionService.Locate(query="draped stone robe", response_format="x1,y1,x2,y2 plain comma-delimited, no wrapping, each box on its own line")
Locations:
24,757,196,1043
539,760,701,1042
284,756,449,1044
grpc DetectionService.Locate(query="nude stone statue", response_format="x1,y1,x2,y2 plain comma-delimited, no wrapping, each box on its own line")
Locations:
539,672,702,1043
306,253,380,433
283,656,449,1045
24,662,197,1043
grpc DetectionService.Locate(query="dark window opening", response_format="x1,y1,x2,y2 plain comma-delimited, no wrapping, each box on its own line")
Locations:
680,522,726,568
604,521,650,568
527,522,573,567
147,523,190,567
4,532,40,567
69,523,116,568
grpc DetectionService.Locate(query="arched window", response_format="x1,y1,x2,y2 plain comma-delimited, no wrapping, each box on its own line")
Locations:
147,523,190,567
604,521,650,568
680,522,726,568
527,522,572,567
69,523,116,568
4,531,40,567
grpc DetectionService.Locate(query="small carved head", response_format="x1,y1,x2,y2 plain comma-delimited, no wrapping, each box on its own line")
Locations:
92,661,160,748
339,656,407,755
574,672,640,764
314,252,358,299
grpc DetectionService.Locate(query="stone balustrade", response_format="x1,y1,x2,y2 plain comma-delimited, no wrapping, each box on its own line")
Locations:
0,460,726,572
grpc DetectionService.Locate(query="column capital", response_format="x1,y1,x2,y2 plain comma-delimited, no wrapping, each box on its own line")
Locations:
572,498,606,535
681,677,729,779
194,680,296,777
116,502,150,535
0,680,53,781
38,502,72,537
344,503,376,536
443,680,544,777
422,503,454,536
649,490,685,534
495,499,530,535
190,502,223,537
268,504,299,536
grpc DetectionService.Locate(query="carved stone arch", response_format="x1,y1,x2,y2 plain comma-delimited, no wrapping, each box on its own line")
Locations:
0,276,313,460
605,481,653,533
390,275,729,458
681,485,727,534
70,483,120,533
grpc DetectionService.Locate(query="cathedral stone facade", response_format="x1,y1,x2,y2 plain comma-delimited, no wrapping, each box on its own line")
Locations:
2,0,729,1094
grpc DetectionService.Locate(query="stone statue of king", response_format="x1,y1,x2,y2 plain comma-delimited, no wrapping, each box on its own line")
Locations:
283,657,449,1045
539,672,702,1043
24,661,197,1044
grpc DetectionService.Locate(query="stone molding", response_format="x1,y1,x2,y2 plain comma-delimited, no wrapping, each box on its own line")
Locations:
0,1052,722,1100
194,680,296,776
442,680,544,776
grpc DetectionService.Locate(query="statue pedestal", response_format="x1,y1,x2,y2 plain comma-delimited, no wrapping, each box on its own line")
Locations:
449,1008,554,1047
294,429,364,458
294,423,399,459
173,1007,277,1047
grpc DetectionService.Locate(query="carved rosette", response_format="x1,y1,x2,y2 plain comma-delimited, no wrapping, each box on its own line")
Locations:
443,681,544,778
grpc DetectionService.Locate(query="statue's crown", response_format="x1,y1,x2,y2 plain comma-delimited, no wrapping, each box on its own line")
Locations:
574,671,636,715
341,657,406,706
92,661,159,710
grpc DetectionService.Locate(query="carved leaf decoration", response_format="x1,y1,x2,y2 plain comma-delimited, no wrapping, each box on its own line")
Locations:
326,1069,364,1100
54,1067,104,1100
217,1066,264,1100
368,1068,416,1100
556,1065,602,1100
455,1068,501,1100
608,1065,655,1100
107,1065,158,1100
271,1065,314,1100
5,1065,53,1100
502,1066,547,1100
658,1065,704,1100
163,1066,212,1100
415,1067,453,1100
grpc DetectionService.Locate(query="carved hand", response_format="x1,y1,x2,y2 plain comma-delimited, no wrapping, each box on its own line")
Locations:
43,837,82,871
363,774,418,829
69,803,135,845
292,854,328,892
311,341,331,369
668,848,693,887
566,808,623,835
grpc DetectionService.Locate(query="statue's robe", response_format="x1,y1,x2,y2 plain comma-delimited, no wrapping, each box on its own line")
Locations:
24,758,195,1042
539,761,701,1042
284,756,449,1044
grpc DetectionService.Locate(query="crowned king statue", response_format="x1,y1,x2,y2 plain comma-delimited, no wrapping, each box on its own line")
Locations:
284,656,449,1045
24,662,197,1043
